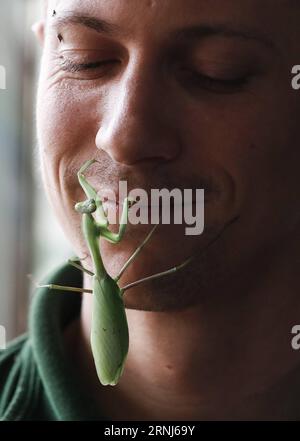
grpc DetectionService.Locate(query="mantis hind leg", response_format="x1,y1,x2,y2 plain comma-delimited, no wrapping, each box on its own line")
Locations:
36,283,93,294
35,257,94,294
67,258,94,276
121,255,193,294
120,215,240,293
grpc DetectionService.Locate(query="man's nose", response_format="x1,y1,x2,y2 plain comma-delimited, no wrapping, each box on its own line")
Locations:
95,60,181,166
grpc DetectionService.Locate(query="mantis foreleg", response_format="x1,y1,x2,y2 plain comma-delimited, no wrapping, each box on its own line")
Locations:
99,197,134,244
77,159,108,227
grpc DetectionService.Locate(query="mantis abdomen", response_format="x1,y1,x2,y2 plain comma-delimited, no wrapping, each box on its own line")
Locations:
91,274,129,386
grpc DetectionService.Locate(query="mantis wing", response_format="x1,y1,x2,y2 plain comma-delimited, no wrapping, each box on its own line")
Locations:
91,274,129,386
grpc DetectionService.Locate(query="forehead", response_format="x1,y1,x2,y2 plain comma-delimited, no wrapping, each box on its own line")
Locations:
47,0,294,22
46,0,298,53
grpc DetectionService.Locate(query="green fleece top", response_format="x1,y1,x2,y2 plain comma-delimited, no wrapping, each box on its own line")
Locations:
0,261,106,421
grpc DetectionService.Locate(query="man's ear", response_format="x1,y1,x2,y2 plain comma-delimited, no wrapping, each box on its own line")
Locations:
31,20,45,46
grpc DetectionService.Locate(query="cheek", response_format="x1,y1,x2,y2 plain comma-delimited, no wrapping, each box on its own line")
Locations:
36,63,108,195
180,94,295,204
36,76,105,254
37,83,100,161
181,92,300,248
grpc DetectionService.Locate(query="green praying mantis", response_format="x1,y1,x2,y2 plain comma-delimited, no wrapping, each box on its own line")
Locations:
39,159,193,386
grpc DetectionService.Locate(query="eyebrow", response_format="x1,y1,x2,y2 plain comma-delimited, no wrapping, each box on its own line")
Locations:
51,12,277,52
52,13,124,37
171,24,277,52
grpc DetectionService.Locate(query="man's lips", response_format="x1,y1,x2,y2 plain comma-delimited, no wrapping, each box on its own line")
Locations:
99,189,209,205
102,199,201,208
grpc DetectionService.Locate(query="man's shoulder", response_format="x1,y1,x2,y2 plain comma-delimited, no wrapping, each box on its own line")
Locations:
0,332,59,421
0,261,100,421
0,333,28,380
0,334,31,420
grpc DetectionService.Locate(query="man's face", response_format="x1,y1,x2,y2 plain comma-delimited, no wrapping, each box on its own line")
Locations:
37,0,300,311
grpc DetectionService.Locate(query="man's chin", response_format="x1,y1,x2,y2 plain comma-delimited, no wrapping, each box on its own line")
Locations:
121,254,202,313
123,286,201,313
120,215,241,312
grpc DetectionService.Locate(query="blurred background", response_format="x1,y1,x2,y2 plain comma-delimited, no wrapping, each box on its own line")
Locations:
0,1,73,342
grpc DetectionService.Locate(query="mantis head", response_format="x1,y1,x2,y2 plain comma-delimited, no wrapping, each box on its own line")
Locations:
75,198,97,214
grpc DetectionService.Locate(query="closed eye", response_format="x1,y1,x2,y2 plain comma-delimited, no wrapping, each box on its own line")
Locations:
60,58,118,73
181,69,252,93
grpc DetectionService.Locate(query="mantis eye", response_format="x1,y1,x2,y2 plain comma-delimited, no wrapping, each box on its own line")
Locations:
75,199,97,214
